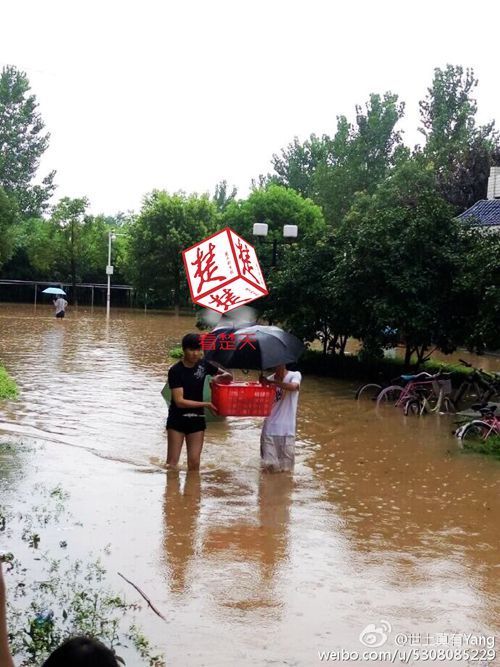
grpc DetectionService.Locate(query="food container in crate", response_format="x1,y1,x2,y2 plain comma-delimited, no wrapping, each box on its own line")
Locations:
211,381,276,417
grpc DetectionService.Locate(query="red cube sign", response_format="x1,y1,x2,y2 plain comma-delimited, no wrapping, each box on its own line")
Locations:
182,227,268,313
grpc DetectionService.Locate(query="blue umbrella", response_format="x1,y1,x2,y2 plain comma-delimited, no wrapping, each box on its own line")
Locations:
42,287,66,295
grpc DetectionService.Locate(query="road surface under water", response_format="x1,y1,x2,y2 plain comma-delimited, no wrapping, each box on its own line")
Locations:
0,304,499,666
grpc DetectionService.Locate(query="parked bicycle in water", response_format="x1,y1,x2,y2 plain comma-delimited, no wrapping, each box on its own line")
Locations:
354,372,431,402
454,403,500,443
451,359,500,410
375,370,454,412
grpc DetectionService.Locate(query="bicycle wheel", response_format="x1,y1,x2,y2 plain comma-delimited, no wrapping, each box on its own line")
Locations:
459,421,491,443
404,398,421,416
355,383,383,401
454,382,483,410
376,385,405,407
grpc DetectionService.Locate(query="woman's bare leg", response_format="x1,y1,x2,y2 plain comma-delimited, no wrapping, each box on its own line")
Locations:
167,429,185,467
185,430,205,471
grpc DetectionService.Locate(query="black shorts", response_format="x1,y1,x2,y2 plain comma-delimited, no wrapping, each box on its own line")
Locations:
55,311,65,318
166,413,206,435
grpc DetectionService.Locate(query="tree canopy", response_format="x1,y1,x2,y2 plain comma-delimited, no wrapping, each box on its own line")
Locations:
418,64,500,213
127,191,220,309
0,65,55,217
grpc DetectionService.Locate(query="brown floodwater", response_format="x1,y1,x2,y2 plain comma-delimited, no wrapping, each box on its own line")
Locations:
1,303,500,666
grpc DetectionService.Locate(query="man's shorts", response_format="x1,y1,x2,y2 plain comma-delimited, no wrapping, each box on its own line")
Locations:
166,413,206,435
260,434,295,472
55,311,65,318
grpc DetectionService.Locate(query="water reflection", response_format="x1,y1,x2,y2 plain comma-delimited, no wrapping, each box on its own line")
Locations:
162,468,294,614
162,470,201,594
203,472,293,614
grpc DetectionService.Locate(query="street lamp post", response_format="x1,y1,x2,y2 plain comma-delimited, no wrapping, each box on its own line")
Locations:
252,222,298,267
106,230,116,319
253,222,298,326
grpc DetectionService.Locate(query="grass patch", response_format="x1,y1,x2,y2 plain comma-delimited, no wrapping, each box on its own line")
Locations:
0,364,18,399
462,434,500,458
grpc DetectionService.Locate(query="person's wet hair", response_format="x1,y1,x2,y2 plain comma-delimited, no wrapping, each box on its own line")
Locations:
41,636,121,666
182,333,202,350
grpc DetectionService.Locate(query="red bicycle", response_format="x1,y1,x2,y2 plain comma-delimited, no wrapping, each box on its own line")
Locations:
454,403,500,443
375,370,453,411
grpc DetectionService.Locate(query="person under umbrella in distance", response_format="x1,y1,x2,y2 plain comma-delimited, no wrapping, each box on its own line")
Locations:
259,364,301,473
53,296,68,319
166,333,233,471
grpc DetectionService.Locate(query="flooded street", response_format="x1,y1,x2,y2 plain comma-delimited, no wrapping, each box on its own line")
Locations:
1,304,500,666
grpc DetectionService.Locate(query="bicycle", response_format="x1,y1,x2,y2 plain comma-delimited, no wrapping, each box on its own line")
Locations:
451,359,500,410
376,370,453,409
355,371,429,402
454,403,500,443
403,376,454,415
355,379,390,401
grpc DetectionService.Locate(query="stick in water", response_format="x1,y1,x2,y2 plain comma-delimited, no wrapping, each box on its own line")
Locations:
118,572,167,622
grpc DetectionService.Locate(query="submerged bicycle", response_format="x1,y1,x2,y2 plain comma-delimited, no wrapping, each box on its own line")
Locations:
403,377,454,415
375,370,454,412
451,359,500,410
454,403,500,443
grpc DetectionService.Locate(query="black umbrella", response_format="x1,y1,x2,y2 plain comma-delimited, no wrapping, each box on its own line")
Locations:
204,324,304,370
202,321,255,369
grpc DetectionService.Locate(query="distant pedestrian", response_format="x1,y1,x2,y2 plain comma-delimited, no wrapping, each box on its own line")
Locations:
259,364,301,472
53,297,68,319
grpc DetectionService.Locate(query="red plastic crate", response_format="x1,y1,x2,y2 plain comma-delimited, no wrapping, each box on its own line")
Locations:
211,381,276,417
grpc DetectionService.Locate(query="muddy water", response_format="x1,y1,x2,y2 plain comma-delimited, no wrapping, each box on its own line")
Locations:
1,304,500,666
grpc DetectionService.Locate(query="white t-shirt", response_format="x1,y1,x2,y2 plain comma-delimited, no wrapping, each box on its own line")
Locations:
54,298,68,313
261,370,302,436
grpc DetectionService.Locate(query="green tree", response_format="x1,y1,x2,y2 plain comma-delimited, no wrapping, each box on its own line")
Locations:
13,217,57,278
0,66,56,217
314,93,406,225
340,157,465,364
266,93,405,226
452,225,500,353
419,64,500,212
0,186,18,269
268,134,333,198
50,197,89,299
261,235,353,355
213,180,237,212
127,191,219,311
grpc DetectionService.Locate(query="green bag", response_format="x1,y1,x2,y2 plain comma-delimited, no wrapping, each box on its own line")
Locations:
161,375,224,422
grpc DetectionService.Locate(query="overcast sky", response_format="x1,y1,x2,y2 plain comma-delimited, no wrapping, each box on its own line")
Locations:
1,0,499,215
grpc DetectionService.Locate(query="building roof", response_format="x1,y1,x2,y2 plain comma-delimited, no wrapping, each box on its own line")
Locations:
457,199,500,226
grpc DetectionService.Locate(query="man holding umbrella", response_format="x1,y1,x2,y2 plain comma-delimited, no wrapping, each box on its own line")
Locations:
53,296,68,319
204,322,304,472
259,365,301,473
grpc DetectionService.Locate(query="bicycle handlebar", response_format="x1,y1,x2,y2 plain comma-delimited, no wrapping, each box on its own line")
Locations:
459,359,497,382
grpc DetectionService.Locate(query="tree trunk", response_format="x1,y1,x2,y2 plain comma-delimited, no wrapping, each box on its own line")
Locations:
404,344,414,368
416,345,432,365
